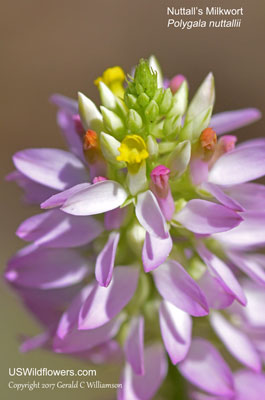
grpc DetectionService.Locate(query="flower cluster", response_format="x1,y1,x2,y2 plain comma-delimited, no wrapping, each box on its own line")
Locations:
6,56,265,399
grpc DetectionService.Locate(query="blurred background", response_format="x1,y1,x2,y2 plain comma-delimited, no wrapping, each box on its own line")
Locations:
1,0,264,398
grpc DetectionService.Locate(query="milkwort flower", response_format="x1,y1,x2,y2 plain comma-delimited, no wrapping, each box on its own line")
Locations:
6,56,265,399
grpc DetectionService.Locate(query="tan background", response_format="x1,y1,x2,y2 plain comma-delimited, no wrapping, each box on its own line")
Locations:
1,0,264,398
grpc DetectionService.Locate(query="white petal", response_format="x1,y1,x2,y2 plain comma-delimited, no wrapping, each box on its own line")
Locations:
136,190,168,239
61,180,128,216
210,312,261,372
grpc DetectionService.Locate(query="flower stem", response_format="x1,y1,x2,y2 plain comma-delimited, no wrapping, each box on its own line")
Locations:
157,360,188,399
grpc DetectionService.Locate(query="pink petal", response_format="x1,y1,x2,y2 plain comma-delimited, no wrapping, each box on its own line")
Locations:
135,190,169,239
190,159,209,185
13,148,89,190
41,183,91,209
208,145,265,185
191,392,228,400
124,316,145,375
6,246,90,289
225,183,265,211
210,108,261,135
174,199,242,234
196,243,246,305
142,232,172,272
6,170,57,204
234,370,265,400
14,282,81,328
55,317,125,354
78,340,122,364
179,338,234,397
50,93,78,114
118,343,167,400
198,271,234,310
54,285,125,353
237,137,265,149
238,280,265,328
210,312,261,372
56,110,85,161
56,285,94,339
214,211,265,249
202,182,244,211
20,331,50,353
78,266,139,330
153,260,209,317
159,301,192,364
16,209,103,248
104,207,127,230
95,232,120,287
227,251,265,287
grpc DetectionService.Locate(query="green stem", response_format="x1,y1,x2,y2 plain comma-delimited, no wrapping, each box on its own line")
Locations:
157,361,188,400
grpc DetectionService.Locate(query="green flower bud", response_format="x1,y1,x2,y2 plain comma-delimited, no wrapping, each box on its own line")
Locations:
152,88,163,104
100,106,125,139
137,92,150,107
136,82,144,95
78,92,103,132
147,135,159,158
127,81,137,95
167,80,188,117
163,115,182,137
116,98,128,119
127,109,143,132
158,141,177,155
145,99,159,123
149,120,164,138
124,93,138,109
179,106,213,142
166,140,191,179
100,131,125,168
186,72,215,122
159,88,173,114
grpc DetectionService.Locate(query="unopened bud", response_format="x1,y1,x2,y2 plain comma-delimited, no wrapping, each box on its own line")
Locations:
124,93,138,109
147,135,159,158
159,88,173,114
145,99,159,123
127,109,143,132
78,92,103,132
137,93,150,107
100,106,125,139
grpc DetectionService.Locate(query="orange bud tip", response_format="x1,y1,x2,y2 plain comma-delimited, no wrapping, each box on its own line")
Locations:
200,128,217,151
83,130,99,151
